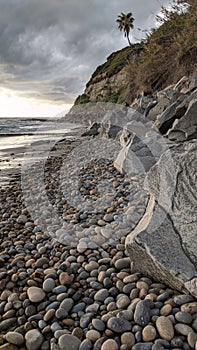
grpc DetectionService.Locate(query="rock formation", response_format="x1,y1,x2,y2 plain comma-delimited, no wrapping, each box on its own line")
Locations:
65,51,197,297
74,44,143,105
126,141,197,297
113,74,197,296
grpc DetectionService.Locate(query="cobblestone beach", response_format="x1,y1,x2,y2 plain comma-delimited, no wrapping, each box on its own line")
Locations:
0,138,197,350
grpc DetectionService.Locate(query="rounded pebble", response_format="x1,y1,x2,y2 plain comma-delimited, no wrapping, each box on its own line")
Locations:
101,339,119,350
27,287,46,303
58,334,81,350
25,329,44,350
156,316,174,341
5,331,24,345
142,325,157,341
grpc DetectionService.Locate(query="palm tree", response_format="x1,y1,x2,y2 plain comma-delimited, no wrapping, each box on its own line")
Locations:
116,12,134,46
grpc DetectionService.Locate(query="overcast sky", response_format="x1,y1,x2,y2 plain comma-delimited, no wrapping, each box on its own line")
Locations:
0,0,172,117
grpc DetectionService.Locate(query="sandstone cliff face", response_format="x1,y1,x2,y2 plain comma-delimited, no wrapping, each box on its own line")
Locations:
75,45,143,105
84,66,127,103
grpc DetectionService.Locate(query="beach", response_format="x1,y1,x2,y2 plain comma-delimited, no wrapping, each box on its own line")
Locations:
0,122,197,350
0,118,83,188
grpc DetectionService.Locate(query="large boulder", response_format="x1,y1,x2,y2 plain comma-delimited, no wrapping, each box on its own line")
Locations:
114,128,169,176
126,141,197,296
167,98,197,141
147,86,180,121
153,94,188,134
154,89,197,141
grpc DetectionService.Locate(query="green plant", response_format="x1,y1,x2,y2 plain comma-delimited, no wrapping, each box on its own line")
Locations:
126,0,197,101
116,12,134,46
74,94,90,105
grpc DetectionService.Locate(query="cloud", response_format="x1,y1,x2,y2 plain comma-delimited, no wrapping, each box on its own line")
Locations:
0,0,171,104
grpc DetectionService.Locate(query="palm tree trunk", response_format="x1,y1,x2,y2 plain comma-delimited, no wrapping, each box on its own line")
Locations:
127,34,132,46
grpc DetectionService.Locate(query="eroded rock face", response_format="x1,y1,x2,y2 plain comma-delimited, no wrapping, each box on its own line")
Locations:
167,98,197,141
145,141,197,266
114,130,169,177
154,89,197,141
126,141,197,297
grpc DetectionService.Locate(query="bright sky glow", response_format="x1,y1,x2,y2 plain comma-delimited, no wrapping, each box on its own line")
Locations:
0,88,71,118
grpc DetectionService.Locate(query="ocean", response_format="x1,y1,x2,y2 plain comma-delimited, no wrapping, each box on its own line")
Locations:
0,117,82,187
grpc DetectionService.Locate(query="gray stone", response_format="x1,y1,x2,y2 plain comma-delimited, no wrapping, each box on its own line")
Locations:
94,337,108,350
175,311,193,324
72,302,86,313
79,339,92,350
134,300,152,326
43,278,56,293
54,330,70,339
60,298,74,312
116,295,130,309
92,318,105,332
86,303,99,313
152,344,165,350
170,337,184,348
17,214,28,224
81,122,100,137
132,343,153,350
55,308,68,319
126,141,197,297
117,310,134,321
114,257,130,269
45,301,60,312
174,323,193,336
25,329,44,350
77,242,88,253
27,287,46,303
167,98,197,141
94,289,109,302
86,330,100,342
147,86,177,120
0,318,16,331
154,94,188,133
114,131,168,177
154,89,197,140
58,334,81,350
5,332,24,345
174,295,195,305
80,313,93,328
107,316,131,333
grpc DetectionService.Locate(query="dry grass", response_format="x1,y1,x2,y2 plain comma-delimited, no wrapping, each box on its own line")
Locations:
125,0,197,103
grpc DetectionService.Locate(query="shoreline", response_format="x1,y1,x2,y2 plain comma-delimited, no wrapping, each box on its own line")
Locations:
0,136,196,349
0,124,86,189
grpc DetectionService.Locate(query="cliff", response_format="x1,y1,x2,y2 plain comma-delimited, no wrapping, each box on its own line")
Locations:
74,1,197,106
75,44,143,105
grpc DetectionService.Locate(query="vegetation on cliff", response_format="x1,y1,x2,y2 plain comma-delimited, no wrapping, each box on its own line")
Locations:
74,44,143,105
126,0,197,102
75,0,197,105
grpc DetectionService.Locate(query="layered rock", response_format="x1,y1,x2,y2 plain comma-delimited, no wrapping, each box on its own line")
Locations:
126,141,197,297
129,73,197,143
84,65,128,103
114,131,169,176
109,74,197,297
74,44,143,105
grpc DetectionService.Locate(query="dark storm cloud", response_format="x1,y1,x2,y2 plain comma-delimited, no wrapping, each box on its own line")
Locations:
0,0,171,103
